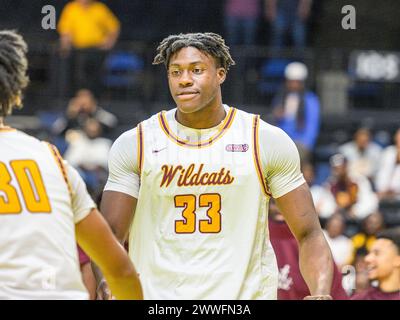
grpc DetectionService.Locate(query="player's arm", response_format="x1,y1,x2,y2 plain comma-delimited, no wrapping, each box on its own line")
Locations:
92,192,136,300
101,191,137,242
62,159,142,300
75,208,143,300
262,123,333,299
94,129,141,298
275,183,334,299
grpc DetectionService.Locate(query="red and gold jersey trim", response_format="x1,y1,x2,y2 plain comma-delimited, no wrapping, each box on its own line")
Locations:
137,122,144,176
45,142,73,202
158,107,237,149
252,115,272,198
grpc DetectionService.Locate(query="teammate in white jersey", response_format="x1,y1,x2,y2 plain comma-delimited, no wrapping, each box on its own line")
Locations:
101,33,334,300
0,30,142,300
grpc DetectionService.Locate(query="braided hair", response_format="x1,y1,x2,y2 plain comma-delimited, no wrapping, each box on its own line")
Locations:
0,30,29,117
153,32,235,71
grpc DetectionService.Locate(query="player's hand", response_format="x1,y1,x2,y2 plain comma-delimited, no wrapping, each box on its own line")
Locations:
304,295,333,300
96,279,112,300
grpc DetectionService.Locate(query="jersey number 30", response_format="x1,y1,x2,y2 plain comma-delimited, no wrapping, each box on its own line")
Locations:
174,193,221,234
0,160,51,214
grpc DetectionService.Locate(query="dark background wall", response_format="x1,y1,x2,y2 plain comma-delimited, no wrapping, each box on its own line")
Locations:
0,1,399,49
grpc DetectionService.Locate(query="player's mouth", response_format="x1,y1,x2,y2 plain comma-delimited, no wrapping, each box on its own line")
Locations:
177,91,200,100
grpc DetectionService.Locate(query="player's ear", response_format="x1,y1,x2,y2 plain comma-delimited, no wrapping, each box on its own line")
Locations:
217,68,226,85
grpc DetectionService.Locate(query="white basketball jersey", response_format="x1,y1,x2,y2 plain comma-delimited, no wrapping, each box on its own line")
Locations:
130,107,278,299
0,128,92,299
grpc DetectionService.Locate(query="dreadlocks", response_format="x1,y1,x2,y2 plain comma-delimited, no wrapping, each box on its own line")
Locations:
153,32,235,71
0,30,29,117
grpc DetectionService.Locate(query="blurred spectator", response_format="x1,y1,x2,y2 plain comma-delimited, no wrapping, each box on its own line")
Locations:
53,89,118,136
327,154,378,220
64,117,111,171
265,0,312,50
322,214,353,269
64,118,112,195
338,127,382,182
302,162,337,219
78,246,96,300
351,212,385,262
351,228,400,300
224,0,260,46
57,0,121,96
272,62,320,159
268,201,348,300
375,128,400,201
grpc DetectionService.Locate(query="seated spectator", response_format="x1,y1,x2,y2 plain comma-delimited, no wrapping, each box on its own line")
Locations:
302,162,337,219
351,212,385,263
57,0,120,96
327,154,378,220
272,62,320,160
268,201,348,300
323,214,353,269
375,128,400,201
338,127,382,182
351,228,400,300
64,118,112,195
53,89,118,137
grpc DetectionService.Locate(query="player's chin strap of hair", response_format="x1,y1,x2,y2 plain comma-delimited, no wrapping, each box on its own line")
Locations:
304,295,333,300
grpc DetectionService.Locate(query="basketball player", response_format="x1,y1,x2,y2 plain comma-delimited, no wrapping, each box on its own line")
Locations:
0,30,142,300
101,33,333,300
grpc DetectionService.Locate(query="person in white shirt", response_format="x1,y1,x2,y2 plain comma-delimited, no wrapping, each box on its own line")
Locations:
327,154,378,220
338,127,382,181
375,128,400,201
302,162,337,219
323,214,353,269
64,118,112,171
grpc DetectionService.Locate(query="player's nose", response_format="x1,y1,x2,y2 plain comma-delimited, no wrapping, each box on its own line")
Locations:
178,70,193,87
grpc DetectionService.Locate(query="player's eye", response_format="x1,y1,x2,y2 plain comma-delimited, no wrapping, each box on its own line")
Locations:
193,68,203,74
170,70,181,77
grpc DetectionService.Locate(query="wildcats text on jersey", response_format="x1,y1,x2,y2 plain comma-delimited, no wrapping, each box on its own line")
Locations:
160,163,235,188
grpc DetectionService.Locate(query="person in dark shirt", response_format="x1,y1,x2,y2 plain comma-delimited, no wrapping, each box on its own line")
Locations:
351,227,400,300
52,89,118,137
269,201,348,300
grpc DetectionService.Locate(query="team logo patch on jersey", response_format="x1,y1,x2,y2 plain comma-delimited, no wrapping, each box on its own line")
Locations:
225,144,249,152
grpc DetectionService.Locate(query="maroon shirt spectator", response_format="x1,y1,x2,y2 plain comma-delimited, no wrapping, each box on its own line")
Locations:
269,218,349,300
351,228,400,300
351,286,399,300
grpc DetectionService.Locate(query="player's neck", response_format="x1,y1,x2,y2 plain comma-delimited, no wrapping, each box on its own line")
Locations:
0,117,4,128
176,101,226,130
379,270,400,292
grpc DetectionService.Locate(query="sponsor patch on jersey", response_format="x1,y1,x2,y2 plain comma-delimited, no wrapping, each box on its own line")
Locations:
225,144,249,152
